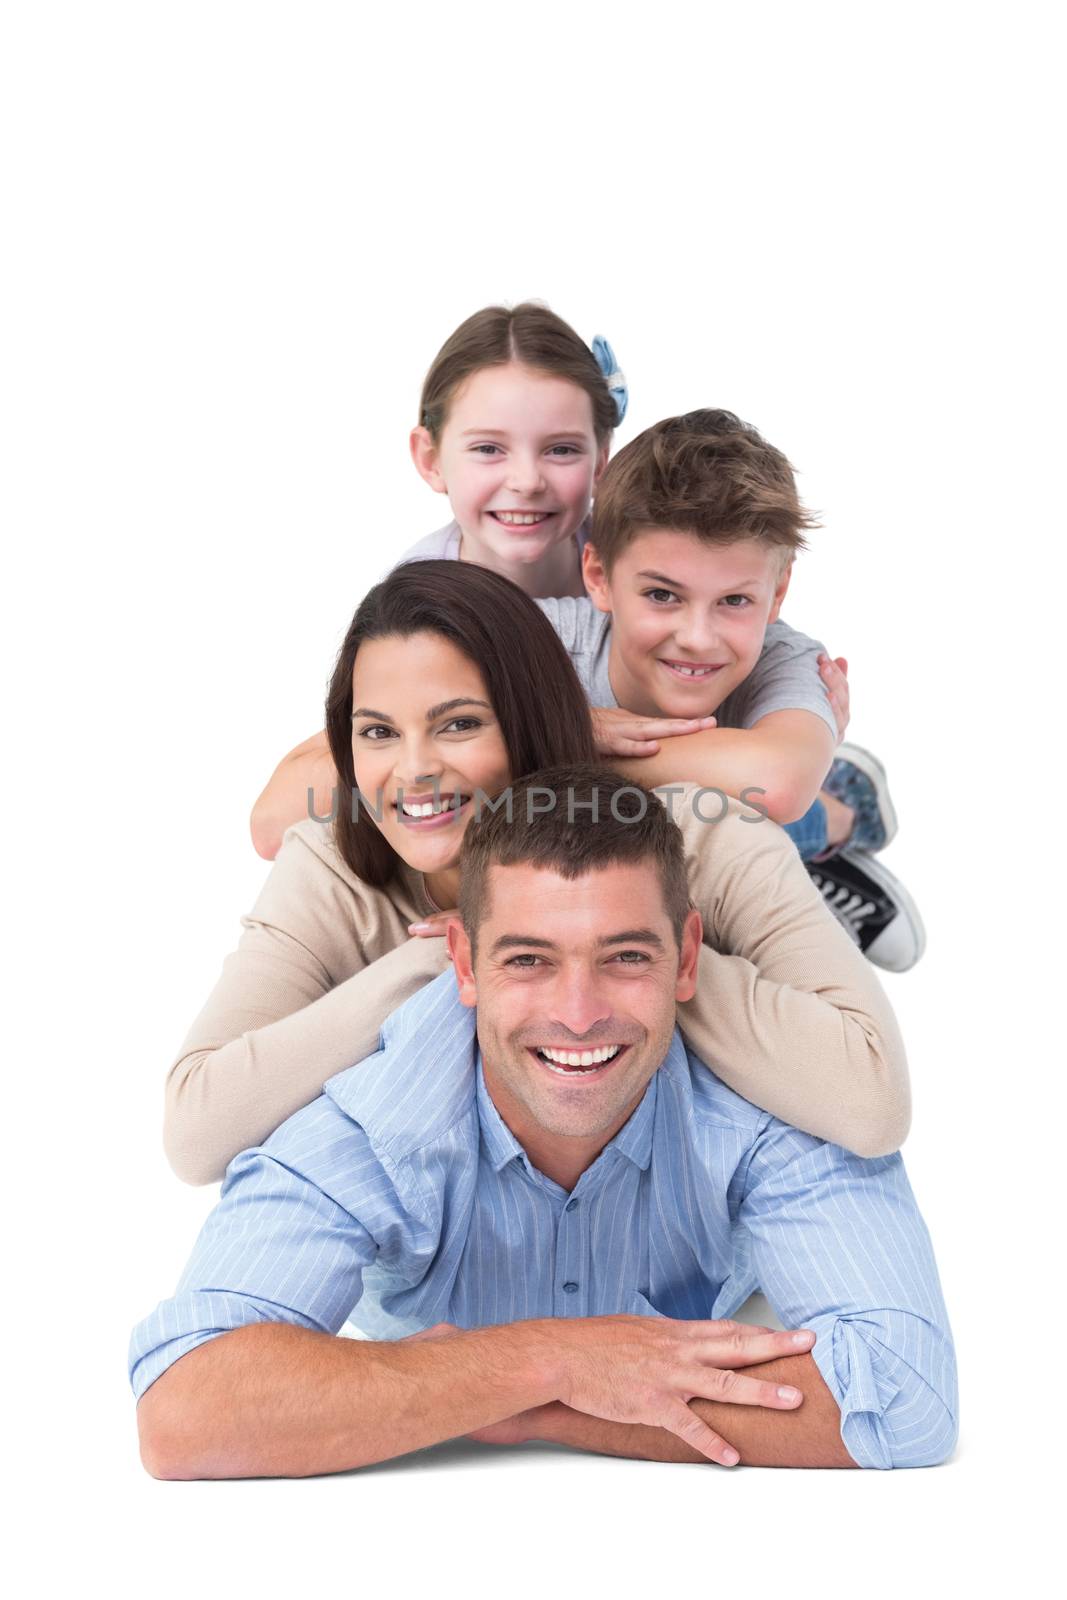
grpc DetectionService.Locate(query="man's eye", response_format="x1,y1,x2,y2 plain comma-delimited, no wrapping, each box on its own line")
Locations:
613,950,650,965
643,588,678,605
505,954,541,968
721,595,752,608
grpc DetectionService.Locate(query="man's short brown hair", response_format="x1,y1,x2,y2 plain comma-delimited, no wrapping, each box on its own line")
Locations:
590,408,819,572
458,765,691,959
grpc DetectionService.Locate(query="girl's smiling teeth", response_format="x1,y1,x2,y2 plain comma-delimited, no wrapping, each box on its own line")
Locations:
489,510,556,527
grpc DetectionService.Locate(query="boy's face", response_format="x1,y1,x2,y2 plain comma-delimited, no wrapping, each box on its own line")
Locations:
583,530,793,718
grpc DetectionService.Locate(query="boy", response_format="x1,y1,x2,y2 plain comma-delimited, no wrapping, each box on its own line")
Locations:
536,409,924,971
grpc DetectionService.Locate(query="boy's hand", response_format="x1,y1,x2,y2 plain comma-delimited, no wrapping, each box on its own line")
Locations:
818,655,850,745
592,706,717,758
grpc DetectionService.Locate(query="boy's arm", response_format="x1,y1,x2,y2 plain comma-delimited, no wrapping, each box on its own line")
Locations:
251,729,337,860
610,709,836,824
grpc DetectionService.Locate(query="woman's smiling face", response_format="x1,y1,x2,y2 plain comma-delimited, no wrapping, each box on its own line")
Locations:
350,631,513,882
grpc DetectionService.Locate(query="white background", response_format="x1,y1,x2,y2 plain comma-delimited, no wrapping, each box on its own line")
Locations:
4,3,1063,1595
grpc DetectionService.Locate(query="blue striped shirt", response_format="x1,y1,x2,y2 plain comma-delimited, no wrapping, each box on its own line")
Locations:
130,973,957,1468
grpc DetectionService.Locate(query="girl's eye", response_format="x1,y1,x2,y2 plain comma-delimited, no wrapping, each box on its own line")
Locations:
721,595,752,608
356,725,397,741
643,588,678,605
471,444,502,456
547,444,581,457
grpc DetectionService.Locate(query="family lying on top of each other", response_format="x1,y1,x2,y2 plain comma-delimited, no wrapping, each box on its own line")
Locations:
132,304,954,1477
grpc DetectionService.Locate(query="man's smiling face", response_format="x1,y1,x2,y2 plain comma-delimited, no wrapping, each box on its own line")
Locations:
583,529,793,718
448,860,701,1182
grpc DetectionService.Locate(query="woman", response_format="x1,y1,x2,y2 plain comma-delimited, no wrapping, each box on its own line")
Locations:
165,562,907,1185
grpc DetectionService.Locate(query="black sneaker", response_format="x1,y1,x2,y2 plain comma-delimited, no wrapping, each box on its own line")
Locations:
807,849,926,972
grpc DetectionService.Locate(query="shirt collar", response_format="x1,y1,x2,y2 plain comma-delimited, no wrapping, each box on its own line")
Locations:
474,1044,669,1179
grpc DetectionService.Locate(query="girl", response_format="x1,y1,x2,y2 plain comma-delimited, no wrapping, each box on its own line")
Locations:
250,303,861,881
165,562,908,1188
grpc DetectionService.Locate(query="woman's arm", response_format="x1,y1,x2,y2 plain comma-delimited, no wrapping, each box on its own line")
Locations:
164,827,448,1185
250,729,338,860
671,787,910,1157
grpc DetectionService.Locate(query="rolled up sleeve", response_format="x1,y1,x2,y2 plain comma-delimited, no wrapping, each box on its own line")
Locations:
739,1129,958,1469
129,1143,377,1400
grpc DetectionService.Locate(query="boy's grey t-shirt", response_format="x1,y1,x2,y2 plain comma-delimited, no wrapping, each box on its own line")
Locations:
536,596,837,737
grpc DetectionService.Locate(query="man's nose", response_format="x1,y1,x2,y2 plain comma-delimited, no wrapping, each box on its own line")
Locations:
546,966,613,1040
505,452,548,497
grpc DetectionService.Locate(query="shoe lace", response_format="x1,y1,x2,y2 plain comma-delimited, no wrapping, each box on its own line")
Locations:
809,871,877,943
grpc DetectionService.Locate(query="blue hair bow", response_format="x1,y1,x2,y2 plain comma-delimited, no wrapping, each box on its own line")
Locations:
591,334,629,426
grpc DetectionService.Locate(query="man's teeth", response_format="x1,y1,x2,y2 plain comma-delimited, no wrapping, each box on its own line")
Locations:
400,795,464,818
537,1045,622,1073
493,511,549,524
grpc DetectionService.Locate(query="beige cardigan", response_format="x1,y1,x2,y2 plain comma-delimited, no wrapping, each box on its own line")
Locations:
165,788,910,1184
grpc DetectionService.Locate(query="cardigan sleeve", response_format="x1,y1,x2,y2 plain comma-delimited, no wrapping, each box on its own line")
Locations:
163,823,449,1185
671,788,910,1156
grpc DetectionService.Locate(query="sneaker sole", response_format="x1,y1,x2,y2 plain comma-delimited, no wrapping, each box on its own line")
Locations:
837,846,926,970
834,742,899,851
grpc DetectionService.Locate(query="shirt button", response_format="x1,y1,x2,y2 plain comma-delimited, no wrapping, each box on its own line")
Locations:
562,1281,579,1294
565,1199,580,1212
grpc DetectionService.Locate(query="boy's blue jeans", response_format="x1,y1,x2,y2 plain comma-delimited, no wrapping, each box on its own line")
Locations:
783,798,828,862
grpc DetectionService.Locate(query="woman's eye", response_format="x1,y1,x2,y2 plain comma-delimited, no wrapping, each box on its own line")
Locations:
357,725,396,741
442,718,482,734
721,595,752,608
643,588,678,605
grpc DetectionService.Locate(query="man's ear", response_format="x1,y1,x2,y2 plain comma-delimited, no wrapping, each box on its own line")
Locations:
767,557,794,625
410,425,448,495
447,917,478,1006
674,908,703,1005
582,542,613,615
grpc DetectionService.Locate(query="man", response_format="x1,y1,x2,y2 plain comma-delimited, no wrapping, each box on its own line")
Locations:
132,767,957,1477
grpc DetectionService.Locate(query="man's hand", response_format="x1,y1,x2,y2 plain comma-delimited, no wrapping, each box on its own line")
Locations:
592,706,717,758
818,654,850,746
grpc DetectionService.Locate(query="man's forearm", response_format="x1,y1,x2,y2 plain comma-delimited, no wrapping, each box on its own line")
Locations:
527,1354,856,1469
138,1321,560,1480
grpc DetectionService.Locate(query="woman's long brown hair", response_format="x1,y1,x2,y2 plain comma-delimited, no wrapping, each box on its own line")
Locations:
325,560,598,885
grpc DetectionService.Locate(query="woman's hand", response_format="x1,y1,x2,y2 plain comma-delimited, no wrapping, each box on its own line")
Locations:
818,654,850,745
592,706,716,759
408,910,459,956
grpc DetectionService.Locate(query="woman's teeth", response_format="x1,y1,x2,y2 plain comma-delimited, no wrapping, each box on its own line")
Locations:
400,795,464,818
536,1044,622,1074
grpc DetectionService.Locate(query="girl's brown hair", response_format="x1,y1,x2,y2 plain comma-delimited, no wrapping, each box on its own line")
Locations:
418,303,618,446
324,561,599,886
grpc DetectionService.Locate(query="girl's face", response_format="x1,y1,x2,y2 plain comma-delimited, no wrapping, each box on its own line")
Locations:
351,631,512,881
411,362,609,569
